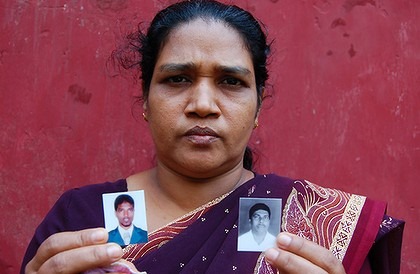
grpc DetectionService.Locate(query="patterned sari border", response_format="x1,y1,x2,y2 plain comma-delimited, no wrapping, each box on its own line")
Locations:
329,194,366,261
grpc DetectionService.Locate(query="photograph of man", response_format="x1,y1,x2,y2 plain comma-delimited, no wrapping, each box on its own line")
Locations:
108,194,147,246
238,202,277,251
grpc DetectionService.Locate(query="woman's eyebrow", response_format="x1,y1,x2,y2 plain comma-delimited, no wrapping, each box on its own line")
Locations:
219,65,252,76
158,62,195,72
158,63,252,76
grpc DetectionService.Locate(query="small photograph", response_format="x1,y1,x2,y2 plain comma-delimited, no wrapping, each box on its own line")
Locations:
237,197,282,252
102,190,148,247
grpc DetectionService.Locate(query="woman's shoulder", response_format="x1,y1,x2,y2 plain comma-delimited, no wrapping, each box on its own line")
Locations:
261,174,368,200
254,173,296,185
57,179,128,206
71,178,128,194
254,173,335,194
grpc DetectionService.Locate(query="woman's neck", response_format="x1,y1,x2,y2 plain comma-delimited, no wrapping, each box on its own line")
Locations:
127,162,254,231
152,161,253,211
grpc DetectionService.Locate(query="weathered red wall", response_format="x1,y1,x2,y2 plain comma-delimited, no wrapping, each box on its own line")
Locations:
1,0,418,273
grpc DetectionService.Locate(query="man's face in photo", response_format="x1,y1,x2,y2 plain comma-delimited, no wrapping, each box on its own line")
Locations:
116,201,134,228
250,209,270,234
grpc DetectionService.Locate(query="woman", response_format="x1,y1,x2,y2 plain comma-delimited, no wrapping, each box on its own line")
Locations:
22,1,404,273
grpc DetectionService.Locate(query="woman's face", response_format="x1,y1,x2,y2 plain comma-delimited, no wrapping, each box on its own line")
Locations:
145,19,259,178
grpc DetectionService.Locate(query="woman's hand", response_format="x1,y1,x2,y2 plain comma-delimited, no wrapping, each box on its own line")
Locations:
265,232,346,274
25,228,123,274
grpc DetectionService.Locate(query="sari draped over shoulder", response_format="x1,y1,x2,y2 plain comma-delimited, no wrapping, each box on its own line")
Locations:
121,174,403,274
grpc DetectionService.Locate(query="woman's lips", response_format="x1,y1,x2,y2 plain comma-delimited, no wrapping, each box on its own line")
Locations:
184,126,220,145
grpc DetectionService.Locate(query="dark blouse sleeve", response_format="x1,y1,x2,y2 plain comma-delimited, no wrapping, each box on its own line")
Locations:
368,215,405,274
20,180,127,274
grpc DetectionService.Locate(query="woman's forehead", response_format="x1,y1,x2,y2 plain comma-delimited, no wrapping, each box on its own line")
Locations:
155,19,253,71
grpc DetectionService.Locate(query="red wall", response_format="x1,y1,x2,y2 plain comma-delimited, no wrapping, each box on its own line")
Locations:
1,0,419,273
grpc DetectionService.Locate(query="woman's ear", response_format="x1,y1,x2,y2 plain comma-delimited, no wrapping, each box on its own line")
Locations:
142,101,148,122
254,88,263,128
254,87,265,128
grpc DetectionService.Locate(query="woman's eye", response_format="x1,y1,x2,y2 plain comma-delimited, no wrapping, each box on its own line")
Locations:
221,77,243,86
167,76,189,83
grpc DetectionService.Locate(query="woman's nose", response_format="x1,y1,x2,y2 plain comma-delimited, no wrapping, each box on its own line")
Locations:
185,80,221,118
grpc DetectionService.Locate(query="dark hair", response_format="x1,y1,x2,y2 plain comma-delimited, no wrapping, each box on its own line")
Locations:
249,203,271,219
116,0,270,170
114,194,135,211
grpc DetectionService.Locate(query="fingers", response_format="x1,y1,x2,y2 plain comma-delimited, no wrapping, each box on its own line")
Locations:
265,232,346,274
265,247,328,274
26,228,123,274
37,243,122,274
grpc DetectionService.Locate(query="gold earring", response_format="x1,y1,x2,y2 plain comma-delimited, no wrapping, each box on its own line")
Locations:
253,120,259,129
142,112,148,122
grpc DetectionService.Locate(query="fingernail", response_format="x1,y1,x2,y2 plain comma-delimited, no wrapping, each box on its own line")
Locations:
107,244,122,259
278,234,292,246
91,230,107,243
264,248,279,261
